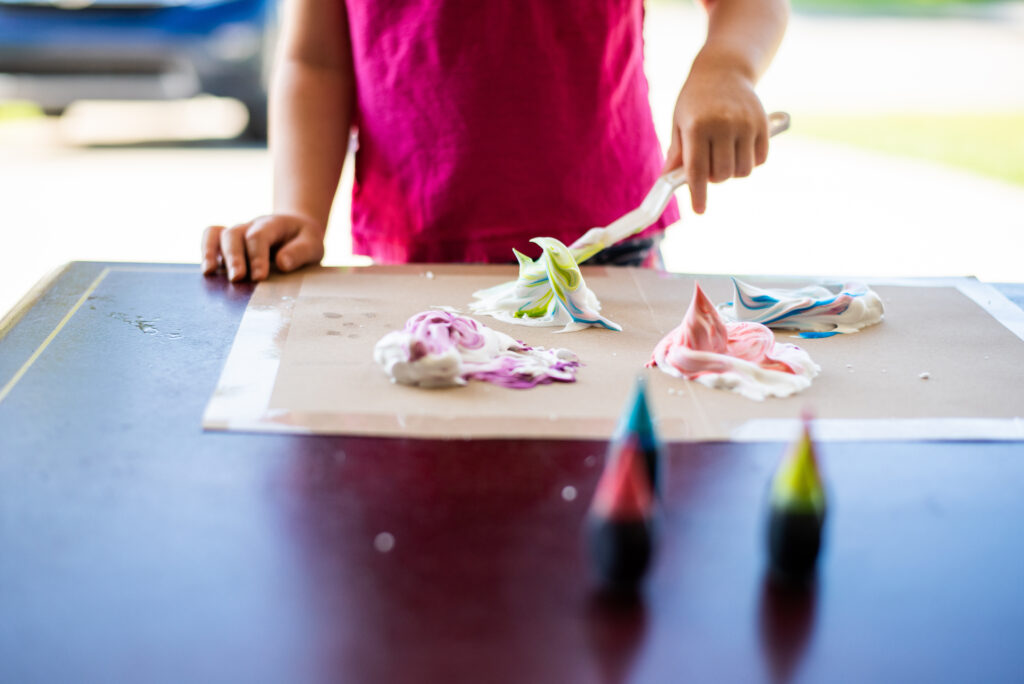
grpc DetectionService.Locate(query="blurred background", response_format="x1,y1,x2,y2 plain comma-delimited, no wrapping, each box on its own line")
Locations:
1,0,1022,318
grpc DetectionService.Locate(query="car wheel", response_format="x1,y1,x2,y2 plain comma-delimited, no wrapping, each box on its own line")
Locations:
241,96,268,142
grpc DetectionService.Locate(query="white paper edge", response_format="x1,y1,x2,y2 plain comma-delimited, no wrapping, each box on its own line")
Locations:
202,301,292,430
732,418,1024,442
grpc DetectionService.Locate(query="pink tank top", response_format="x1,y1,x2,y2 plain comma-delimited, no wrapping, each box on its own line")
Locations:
345,0,678,263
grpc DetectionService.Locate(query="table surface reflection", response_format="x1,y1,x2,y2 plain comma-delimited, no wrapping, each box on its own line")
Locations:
2,262,1023,684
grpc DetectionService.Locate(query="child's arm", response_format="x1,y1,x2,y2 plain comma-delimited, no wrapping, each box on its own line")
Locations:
664,0,789,215
202,0,355,282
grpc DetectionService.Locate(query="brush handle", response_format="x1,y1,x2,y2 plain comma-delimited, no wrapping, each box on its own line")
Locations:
570,111,792,263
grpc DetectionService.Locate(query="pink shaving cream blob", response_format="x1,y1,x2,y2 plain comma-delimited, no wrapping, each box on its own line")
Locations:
375,310,581,389
648,285,819,401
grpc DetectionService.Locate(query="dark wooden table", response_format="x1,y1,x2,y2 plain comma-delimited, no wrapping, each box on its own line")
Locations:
2,262,1023,684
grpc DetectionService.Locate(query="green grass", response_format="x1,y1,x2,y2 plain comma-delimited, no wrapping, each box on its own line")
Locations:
791,0,1005,15
653,0,1009,14
0,101,42,122
794,113,1024,187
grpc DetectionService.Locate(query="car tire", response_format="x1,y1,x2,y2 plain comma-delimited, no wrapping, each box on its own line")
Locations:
241,96,268,142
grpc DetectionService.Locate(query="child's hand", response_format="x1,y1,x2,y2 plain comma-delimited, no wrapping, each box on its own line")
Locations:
201,213,326,282
663,59,769,215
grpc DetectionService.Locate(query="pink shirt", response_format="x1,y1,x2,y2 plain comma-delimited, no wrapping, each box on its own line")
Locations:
346,0,678,263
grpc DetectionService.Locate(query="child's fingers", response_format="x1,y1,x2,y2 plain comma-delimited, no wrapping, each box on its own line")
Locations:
709,133,735,183
683,134,710,215
245,216,300,282
755,129,770,167
735,135,756,178
220,224,250,282
662,125,683,174
201,225,225,275
276,230,326,273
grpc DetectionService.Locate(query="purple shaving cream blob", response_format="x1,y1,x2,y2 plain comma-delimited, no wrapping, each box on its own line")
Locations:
406,310,486,353
401,310,580,389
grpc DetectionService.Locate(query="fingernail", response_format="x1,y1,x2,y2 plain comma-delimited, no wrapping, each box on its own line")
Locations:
228,268,237,280
279,257,292,271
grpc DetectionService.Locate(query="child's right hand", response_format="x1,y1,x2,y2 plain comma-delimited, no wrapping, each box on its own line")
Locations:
201,213,326,282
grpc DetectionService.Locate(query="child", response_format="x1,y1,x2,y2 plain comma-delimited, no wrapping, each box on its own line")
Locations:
202,0,788,282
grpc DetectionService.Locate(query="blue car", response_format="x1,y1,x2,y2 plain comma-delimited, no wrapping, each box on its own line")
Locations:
0,0,277,140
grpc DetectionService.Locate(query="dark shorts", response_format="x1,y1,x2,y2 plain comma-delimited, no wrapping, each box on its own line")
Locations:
585,236,663,268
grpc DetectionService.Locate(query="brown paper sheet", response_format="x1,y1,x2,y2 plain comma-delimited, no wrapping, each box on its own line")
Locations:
203,265,1024,441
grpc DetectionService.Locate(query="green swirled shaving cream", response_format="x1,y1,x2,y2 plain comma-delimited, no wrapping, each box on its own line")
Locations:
470,237,621,332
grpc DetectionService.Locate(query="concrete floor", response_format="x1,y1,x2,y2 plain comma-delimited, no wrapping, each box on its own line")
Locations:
2,2,1023,319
